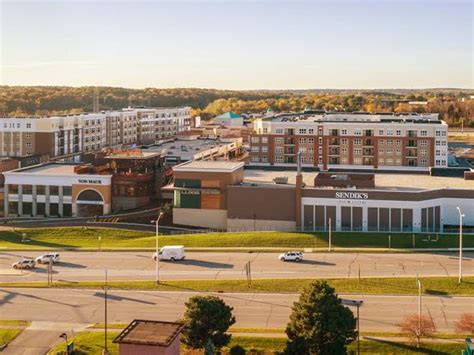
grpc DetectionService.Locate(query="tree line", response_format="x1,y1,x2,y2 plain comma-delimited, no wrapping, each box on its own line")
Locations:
0,86,472,126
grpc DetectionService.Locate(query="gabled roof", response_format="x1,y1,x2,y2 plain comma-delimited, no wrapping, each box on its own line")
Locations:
215,112,241,119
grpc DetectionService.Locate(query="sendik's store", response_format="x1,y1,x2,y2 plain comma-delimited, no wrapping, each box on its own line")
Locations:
172,161,474,233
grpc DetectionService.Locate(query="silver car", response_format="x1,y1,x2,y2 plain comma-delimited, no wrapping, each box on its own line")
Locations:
12,259,36,269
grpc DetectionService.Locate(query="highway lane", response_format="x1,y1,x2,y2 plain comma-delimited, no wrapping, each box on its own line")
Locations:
0,288,471,332
0,251,473,282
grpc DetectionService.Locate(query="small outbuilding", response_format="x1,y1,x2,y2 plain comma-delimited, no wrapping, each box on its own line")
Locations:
113,319,184,355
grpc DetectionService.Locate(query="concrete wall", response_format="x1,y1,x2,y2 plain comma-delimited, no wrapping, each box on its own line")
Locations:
173,208,227,229
119,336,180,355
227,218,296,231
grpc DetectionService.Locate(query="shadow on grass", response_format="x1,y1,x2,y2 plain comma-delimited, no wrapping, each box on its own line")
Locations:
362,337,452,354
0,232,78,249
425,289,449,296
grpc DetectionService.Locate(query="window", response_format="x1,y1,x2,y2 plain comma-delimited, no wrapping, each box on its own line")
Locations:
275,137,284,144
262,146,268,153
251,146,260,152
275,147,283,154
299,128,307,134
396,130,401,136
251,156,260,162
378,148,384,155
354,148,362,155
263,128,268,134
421,150,427,157
318,147,322,154
318,137,323,145
309,146,314,153
275,129,283,134
26,123,32,129
342,148,348,154
354,157,362,164
308,129,314,135
299,138,307,144
251,137,260,143
308,138,314,144
318,127,323,135
341,129,348,135
354,139,362,145
387,129,393,136
420,140,428,146
341,138,348,145
275,156,284,163
261,137,268,143
386,149,393,155
396,140,401,146
396,149,401,155
420,159,427,166
26,142,31,148
354,129,362,136
435,140,441,146
436,159,441,165
387,139,393,145
420,130,427,137
318,156,323,164
378,129,384,135
261,155,268,163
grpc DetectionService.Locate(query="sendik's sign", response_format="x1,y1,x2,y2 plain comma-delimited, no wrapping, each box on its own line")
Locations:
335,192,369,200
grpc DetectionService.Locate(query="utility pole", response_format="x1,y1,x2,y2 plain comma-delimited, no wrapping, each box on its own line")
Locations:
456,207,465,283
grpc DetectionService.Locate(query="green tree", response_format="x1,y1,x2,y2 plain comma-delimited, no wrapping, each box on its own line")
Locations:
285,280,356,355
182,295,236,350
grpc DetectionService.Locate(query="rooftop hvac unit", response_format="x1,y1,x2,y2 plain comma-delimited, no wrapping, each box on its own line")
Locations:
273,176,289,184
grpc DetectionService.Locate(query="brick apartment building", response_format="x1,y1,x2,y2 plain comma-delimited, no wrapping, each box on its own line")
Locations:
250,111,448,171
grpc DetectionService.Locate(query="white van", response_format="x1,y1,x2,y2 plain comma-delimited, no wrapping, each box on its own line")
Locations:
153,246,185,261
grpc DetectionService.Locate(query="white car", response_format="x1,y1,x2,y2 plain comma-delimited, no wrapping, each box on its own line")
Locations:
279,251,303,262
12,259,36,269
35,253,60,264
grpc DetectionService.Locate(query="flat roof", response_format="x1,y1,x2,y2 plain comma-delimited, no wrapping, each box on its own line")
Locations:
7,163,78,176
147,138,240,160
243,170,474,191
113,320,184,346
105,151,161,160
174,160,244,173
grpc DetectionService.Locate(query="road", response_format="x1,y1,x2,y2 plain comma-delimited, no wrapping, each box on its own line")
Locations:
0,251,473,282
0,288,471,333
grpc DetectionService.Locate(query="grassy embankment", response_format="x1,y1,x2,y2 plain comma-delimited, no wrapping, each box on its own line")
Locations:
0,321,30,348
2,276,473,296
1,227,472,250
48,331,467,354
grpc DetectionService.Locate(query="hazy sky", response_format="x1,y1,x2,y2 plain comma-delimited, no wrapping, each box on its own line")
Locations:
0,0,472,89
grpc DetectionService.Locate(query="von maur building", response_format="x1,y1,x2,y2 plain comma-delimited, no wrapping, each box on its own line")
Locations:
172,159,474,233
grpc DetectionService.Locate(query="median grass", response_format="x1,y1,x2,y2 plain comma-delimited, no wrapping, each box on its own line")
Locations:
0,320,30,327
2,276,474,296
1,227,473,250
0,328,23,347
48,331,466,354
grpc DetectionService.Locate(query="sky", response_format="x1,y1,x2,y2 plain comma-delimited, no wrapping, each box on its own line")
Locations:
0,0,472,90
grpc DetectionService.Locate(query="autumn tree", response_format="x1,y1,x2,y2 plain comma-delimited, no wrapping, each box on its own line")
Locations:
454,313,474,334
398,314,436,347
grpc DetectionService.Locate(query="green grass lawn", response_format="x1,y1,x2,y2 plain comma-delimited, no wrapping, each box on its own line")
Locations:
1,227,472,250
0,320,30,327
0,328,23,347
47,331,466,354
2,276,474,296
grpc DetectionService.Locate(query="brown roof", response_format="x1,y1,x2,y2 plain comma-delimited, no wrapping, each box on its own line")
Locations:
113,320,184,346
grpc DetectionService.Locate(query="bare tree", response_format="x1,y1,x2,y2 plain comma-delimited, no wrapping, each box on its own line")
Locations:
455,313,474,334
398,314,436,348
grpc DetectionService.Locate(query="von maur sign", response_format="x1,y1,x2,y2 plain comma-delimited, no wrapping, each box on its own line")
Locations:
335,192,369,200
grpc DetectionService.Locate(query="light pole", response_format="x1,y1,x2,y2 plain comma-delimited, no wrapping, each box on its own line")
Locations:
102,269,109,355
328,217,332,251
456,207,465,284
341,299,363,355
416,273,422,336
152,212,164,284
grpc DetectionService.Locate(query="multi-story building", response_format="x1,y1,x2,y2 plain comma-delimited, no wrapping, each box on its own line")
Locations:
0,116,83,158
250,112,448,171
0,107,191,158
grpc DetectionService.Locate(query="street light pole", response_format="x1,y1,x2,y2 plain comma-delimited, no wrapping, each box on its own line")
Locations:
102,269,109,355
152,212,164,284
328,217,332,251
416,273,422,336
456,207,465,284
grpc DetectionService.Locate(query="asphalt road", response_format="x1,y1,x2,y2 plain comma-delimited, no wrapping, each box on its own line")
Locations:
0,288,471,332
0,251,473,282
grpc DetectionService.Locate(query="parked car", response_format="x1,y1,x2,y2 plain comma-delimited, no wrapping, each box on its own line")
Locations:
35,253,60,264
12,259,36,269
153,246,185,261
279,251,303,262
